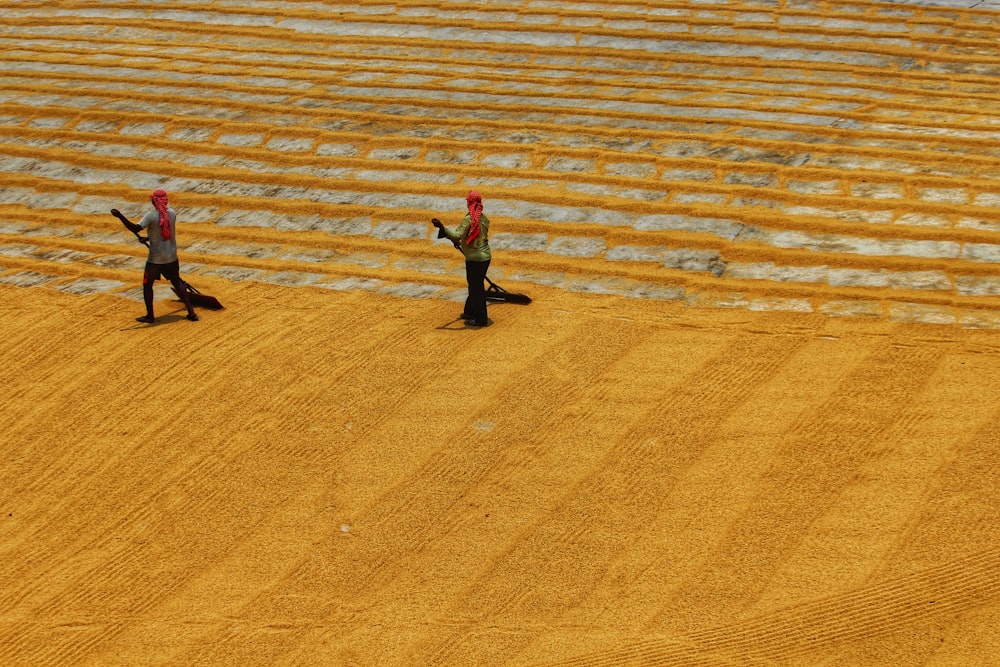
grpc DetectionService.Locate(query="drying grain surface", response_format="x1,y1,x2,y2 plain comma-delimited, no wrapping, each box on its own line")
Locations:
1,1,1000,665
4,283,1000,666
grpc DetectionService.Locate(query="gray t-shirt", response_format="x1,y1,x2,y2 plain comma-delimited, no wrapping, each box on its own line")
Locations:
139,208,178,264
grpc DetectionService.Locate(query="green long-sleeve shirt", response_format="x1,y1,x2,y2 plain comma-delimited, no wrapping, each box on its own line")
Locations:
440,213,491,262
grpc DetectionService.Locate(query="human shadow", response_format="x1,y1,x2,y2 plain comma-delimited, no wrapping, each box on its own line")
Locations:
436,317,493,331
120,309,195,331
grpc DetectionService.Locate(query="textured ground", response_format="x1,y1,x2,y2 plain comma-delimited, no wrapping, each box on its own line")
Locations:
1,1,1000,665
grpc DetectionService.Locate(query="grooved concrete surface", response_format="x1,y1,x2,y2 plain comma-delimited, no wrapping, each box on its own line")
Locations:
2,2,1000,666
0,0,999,324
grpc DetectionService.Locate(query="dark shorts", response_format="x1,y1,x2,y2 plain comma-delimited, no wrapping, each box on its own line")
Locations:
143,259,181,284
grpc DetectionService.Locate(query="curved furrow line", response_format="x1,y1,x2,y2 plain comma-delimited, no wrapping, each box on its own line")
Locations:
691,550,1000,661
158,317,646,666
0,298,453,664
689,555,1000,653
345,317,644,564
0,327,313,611
534,549,1000,666
641,344,944,635
415,332,810,665
0,295,415,576
875,403,1000,576
0,620,131,667
2,2,1000,665
520,331,878,653
377,323,656,553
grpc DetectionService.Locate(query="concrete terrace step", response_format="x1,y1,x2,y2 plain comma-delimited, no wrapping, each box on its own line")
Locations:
2,121,997,239
3,44,999,148
2,140,999,245
3,234,1000,329
0,0,998,326
3,212,1000,320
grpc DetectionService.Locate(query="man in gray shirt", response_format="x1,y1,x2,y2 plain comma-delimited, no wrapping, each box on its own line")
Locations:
112,189,198,323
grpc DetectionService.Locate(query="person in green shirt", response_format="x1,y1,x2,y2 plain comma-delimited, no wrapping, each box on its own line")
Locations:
432,190,492,327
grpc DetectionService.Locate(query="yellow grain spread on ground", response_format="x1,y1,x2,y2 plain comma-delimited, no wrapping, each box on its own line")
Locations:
1,1,1000,665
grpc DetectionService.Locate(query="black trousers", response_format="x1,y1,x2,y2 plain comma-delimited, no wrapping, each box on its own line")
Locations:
143,259,182,284
142,260,193,317
464,259,491,325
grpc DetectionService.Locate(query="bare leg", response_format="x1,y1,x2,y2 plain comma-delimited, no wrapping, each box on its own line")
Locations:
170,277,198,321
136,281,155,323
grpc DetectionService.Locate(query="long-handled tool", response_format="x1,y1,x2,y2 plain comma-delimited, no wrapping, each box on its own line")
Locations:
171,279,223,311
432,218,531,305
116,212,224,310
484,276,531,305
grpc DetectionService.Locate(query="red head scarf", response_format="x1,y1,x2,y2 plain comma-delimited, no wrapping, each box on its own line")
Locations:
466,190,483,243
151,189,171,240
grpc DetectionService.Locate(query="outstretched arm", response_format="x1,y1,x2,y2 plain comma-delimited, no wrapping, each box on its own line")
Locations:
432,217,468,250
431,218,461,249
111,208,142,235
